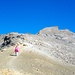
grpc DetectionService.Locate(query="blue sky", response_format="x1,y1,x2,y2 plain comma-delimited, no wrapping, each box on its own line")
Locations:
0,0,75,34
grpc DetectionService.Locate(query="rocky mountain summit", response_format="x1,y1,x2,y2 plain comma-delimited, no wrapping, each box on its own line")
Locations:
0,26,75,66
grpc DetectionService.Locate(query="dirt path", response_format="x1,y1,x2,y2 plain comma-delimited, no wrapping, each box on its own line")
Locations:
8,45,24,68
0,46,75,75
0,46,25,75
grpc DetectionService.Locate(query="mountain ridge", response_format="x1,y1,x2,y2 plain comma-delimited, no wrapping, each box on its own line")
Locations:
0,26,75,66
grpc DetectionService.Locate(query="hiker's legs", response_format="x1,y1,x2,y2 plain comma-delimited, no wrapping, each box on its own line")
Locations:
15,52,18,56
17,52,18,56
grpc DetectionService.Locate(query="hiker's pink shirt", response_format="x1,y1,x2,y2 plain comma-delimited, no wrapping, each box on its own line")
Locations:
15,46,19,52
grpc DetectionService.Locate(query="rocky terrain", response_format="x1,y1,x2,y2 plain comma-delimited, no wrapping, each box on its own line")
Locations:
0,26,75,75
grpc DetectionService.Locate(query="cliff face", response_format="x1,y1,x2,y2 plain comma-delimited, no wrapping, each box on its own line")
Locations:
0,26,75,66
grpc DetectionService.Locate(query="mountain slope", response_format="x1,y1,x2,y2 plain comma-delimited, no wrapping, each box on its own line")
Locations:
0,26,75,75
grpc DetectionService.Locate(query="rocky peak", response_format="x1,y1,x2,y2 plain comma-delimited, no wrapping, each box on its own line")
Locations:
37,26,59,35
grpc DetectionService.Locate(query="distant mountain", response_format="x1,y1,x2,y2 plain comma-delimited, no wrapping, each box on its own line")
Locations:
0,26,75,66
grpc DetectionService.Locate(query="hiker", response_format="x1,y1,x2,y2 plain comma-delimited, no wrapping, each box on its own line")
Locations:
14,45,19,56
